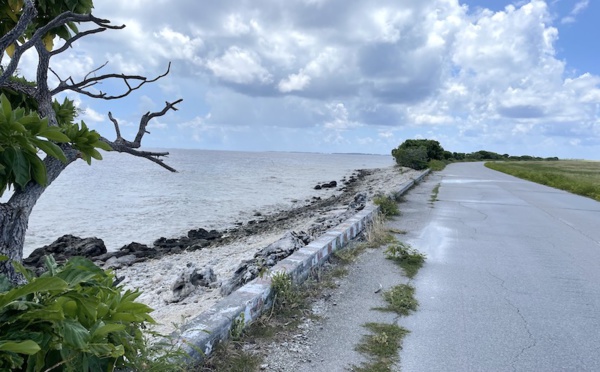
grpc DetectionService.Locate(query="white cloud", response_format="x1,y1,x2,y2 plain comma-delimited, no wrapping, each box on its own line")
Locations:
18,0,596,159
561,0,589,24
205,46,273,84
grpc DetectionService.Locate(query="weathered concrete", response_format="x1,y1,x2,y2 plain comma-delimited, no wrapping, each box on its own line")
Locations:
176,169,430,361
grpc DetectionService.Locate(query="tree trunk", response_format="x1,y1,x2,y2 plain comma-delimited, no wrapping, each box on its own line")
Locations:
0,152,76,283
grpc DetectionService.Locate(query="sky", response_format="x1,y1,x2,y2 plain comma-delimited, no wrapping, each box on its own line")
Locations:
17,0,600,159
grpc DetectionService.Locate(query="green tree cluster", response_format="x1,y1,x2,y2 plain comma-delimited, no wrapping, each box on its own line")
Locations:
391,139,444,170
392,139,559,170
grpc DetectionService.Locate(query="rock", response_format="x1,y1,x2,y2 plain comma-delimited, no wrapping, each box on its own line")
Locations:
24,235,107,269
104,254,137,269
314,184,322,190
169,264,218,303
221,232,307,296
187,239,211,251
187,228,221,241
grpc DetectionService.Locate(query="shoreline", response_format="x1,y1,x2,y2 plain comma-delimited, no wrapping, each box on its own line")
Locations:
23,165,419,337
117,165,420,336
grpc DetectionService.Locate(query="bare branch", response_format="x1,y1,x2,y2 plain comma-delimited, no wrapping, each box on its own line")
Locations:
101,99,183,172
135,98,183,145
51,63,172,100
50,27,111,56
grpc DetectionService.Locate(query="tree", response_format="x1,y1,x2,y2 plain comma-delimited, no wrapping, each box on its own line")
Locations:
392,139,444,161
0,0,182,283
392,146,429,170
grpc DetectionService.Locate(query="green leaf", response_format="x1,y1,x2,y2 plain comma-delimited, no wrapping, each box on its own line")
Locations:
92,323,126,338
31,139,67,162
59,319,90,349
1,94,13,116
0,277,67,308
0,340,41,355
23,152,46,186
38,129,70,143
94,141,112,152
4,147,30,189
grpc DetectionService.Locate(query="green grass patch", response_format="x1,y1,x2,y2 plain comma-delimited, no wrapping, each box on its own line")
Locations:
428,159,447,171
485,160,600,202
373,196,400,218
353,322,409,372
430,183,440,203
385,242,426,279
375,284,418,316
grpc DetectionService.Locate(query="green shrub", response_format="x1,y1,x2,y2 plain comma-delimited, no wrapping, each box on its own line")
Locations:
0,255,167,371
392,146,428,170
373,196,399,217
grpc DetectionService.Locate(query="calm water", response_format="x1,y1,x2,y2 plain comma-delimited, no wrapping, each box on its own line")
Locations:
19,149,393,255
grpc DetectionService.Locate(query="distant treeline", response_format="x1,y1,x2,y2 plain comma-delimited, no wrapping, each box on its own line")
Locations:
391,139,559,170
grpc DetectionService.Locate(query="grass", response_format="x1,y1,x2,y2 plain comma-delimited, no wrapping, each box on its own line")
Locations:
427,159,448,171
373,195,400,218
485,160,600,202
375,284,418,316
353,323,410,372
384,242,426,279
430,183,440,203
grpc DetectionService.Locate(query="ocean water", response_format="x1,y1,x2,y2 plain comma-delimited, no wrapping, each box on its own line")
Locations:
17,149,393,255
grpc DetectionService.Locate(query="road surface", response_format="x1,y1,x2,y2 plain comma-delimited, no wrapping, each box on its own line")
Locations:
398,162,600,371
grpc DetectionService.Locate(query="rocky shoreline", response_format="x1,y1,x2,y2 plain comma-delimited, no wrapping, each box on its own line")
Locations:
23,166,419,335
24,170,371,273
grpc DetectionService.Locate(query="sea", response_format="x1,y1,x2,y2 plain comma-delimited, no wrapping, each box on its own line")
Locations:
13,149,394,256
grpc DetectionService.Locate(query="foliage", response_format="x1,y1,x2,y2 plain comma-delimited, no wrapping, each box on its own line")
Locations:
373,195,400,217
1,0,93,55
427,159,447,171
376,284,419,316
0,255,160,371
392,139,444,161
353,322,409,372
485,160,600,202
0,94,110,196
271,271,302,315
385,242,426,279
391,146,429,170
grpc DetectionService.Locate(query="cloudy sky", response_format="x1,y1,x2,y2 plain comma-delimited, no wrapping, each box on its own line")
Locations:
33,0,600,159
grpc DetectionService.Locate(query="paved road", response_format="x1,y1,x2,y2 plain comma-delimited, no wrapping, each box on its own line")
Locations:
398,162,600,371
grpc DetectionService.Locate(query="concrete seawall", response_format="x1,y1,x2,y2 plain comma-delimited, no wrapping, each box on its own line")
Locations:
177,169,431,360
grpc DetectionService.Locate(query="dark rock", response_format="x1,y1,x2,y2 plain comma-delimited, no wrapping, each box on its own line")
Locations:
314,184,322,190
187,228,221,241
24,235,107,269
187,239,210,251
169,264,217,303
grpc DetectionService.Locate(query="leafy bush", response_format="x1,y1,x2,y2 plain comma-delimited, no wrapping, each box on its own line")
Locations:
392,146,429,170
373,196,400,217
0,255,162,371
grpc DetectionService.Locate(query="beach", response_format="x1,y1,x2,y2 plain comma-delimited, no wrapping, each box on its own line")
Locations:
113,165,419,336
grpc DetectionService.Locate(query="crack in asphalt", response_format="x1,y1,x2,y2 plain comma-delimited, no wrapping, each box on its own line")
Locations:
486,270,538,371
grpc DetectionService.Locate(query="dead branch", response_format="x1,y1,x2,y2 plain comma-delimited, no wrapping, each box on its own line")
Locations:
101,99,183,172
51,63,172,100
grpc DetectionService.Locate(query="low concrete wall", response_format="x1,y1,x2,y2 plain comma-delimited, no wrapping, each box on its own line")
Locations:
177,169,430,360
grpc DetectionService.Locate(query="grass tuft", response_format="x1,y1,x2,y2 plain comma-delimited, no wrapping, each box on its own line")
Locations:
373,195,400,217
384,242,426,278
353,322,410,372
375,284,418,316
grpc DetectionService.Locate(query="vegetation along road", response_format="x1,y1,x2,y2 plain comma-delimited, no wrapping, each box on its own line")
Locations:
398,162,600,371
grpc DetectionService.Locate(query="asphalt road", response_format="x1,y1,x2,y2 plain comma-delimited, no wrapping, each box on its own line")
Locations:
397,162,600,372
